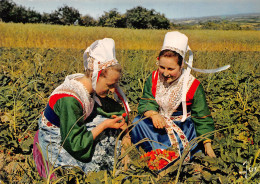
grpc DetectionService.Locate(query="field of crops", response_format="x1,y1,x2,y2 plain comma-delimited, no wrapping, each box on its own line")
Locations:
0,22,259,183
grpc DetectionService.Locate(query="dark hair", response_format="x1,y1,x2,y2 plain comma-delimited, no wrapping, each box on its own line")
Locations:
158,49,183,66
85,64,122,78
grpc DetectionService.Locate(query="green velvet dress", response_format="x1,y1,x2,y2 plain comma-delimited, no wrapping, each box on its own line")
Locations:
36,73,125,173
131,70,214,162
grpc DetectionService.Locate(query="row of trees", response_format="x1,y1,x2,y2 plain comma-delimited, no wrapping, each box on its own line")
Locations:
0,0,171,29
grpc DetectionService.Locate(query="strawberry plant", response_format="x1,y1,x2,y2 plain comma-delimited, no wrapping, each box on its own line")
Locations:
0,47,259,183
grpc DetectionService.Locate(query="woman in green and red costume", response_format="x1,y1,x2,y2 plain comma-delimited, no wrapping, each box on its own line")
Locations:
33,38,130,178
131,31,230,164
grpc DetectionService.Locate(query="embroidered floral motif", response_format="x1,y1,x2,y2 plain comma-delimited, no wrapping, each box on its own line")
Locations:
46,122,52,127
164,117,190,162
87,58,118,70
41,113,58,128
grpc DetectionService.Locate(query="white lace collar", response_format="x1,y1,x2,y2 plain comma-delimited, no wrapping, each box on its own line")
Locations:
155,70,195,118
50,73,94,119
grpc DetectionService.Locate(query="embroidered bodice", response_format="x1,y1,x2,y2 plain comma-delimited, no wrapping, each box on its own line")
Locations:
155,69,195,118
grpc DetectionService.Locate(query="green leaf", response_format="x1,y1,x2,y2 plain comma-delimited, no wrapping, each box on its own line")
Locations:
20,138,33,152
209,166,219,171
202,171,213,181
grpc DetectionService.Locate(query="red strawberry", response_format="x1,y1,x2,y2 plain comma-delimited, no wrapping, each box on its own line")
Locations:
122,113,127,118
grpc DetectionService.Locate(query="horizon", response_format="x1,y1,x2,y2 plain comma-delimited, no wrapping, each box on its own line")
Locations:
10,0,260,20
172,12,260,20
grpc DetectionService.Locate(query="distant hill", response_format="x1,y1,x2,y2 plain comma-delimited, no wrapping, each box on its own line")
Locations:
172,13,260,25
171,13,260,30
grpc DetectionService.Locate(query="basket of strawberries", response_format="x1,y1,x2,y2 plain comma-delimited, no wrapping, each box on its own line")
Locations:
140,149,179,171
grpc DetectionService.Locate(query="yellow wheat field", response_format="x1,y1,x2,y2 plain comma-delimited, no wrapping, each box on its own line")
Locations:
0,22,259,51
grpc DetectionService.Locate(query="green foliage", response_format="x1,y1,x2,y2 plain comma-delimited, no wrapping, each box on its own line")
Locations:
0,48,69,156
188,70,260,183
125,6,170,29
0,0,42,23
81,14,97,27
0,47,259,183
97,6,171,29
0,1,171,29
0,0,15,22
98,9,126,28
48,5,81,25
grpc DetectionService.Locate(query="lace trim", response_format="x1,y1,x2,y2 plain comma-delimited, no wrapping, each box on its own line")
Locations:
50,74,94,120
155,70,195,118
161,46,185,57
87,57,118,70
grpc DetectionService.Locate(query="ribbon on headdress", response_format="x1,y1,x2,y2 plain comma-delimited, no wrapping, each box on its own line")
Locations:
180,46,230,122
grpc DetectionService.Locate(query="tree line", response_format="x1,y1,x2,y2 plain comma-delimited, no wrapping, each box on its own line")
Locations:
1,0,253,30
0,0,171,29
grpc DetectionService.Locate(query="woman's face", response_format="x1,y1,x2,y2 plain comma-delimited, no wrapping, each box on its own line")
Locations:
95,69,120,97
158,56,182,84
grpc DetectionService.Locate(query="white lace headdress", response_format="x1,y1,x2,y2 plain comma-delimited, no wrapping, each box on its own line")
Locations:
83,38,130,114
161,31,230,122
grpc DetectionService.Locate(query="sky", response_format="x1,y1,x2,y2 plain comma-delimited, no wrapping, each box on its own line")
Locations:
11,0,260,20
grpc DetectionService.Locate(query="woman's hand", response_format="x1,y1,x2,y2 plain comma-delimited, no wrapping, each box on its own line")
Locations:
104,115,126,130
204,142,216,157
91,116,126,140
111,115,128,130
151,114,166,129
144,110,166,129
